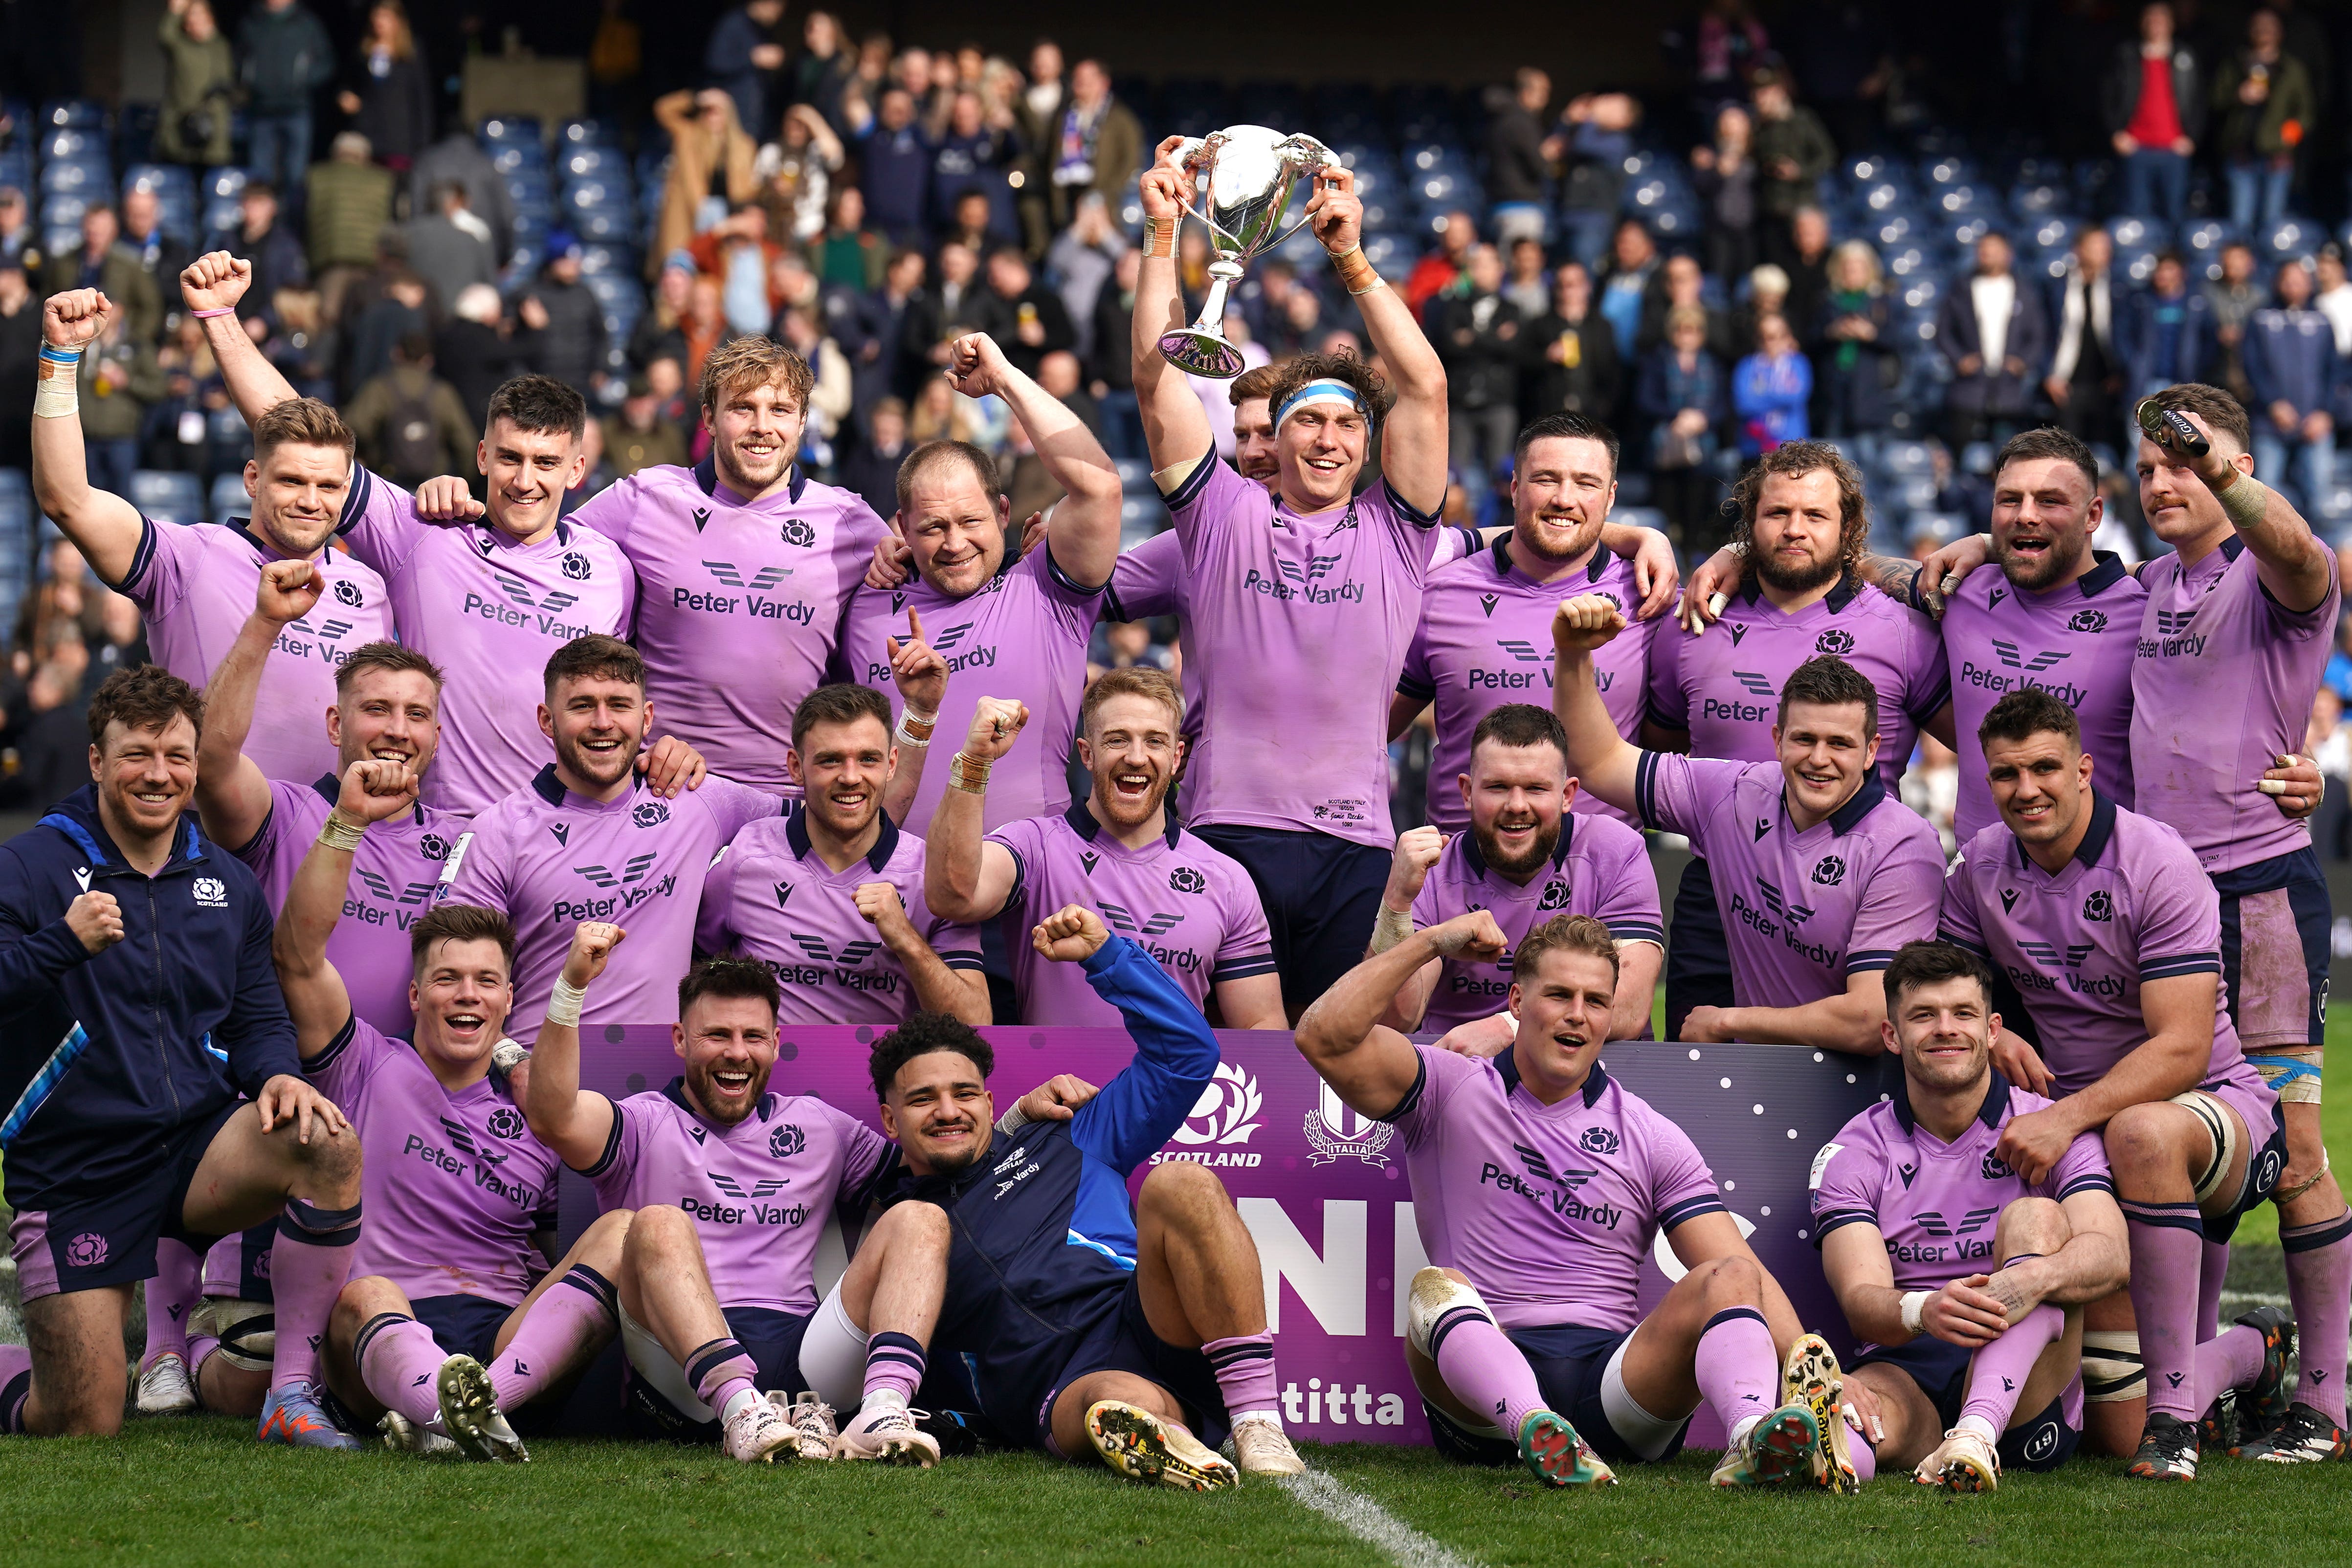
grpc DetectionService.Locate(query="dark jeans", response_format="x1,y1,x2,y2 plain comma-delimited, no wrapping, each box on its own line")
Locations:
2118,149,2189,221
249,111,314,195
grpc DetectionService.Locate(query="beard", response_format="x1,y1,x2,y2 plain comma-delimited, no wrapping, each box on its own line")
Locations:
1475,814,1562,878
1519,512,1605,563
685,1057,772,1126
1994,534,2083,592
1754,541,1844,596
555,728,640,790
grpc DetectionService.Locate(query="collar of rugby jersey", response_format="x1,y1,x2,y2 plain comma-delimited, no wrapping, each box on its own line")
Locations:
1064,799,1183,849
2007,788,2119,879
694,450,811,507
1738,568,1861,613
1487,533,1620,588
530,762,646,810
1495,1047,1612,1109
786,800,900,873
1892,1065,2011,1137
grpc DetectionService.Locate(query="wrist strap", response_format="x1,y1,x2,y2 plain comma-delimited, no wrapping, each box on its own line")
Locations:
947,750,993,794
38,345,82,366
1332,245,1383,296
1143,216,1178,261
1900,1290,1931,1336
894,707,936,747
34,346,79,419
1370,904,1414,952
2215,470,2269,528
994,1102,1032,1138
188,307,237,320
546,977,588,1029
317,812,368,853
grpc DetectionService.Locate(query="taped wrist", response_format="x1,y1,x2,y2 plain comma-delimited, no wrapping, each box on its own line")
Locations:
547,977,588,1028
2213,469,2271,529
34,345,79,418
1371,904,1414,952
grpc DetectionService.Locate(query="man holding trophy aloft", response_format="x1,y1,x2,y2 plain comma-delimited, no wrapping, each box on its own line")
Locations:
1130,131,1456,1017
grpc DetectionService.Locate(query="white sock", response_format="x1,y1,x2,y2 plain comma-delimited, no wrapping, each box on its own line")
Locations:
1728,1414,1761,1447
1230,1408,1284,1430
1955,1413,1999,1445
719,1388,759,1426
860,1387,908,1419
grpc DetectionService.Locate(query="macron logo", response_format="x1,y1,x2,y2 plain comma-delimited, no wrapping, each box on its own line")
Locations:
72,866,89,892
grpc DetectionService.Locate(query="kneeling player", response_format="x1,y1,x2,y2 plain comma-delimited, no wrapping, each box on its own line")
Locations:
276,760,631,1458
525,926,959,1465
861,905,1305,1485
1818,942,2159,1490
1298,911,1852,1490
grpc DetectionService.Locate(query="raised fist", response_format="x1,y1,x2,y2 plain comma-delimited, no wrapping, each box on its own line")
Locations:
1428,908,1508,963
1385,825,1446,906
336,758,421,823
1551,593,1628,656
1032,904,1109,964
43,289,113,351
179,252,252,316
963,696,1031,761
561,920,627,987
255,557,325,623
944,333,1009,400
65,890,123,954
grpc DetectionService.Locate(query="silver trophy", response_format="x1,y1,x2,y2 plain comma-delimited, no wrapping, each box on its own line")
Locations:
1156,126,1336,378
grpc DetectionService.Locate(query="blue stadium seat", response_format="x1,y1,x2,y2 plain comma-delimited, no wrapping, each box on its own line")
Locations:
2179,218,2233,271
1859,180,1908,214
1606,505,1666,534
557,118,619,149
505,171,553,211
2024,215,2078,254
1866,211,1923,248
209,472,249,523
1897,275,1943,314
1947,215,1994,248
479,116,541,148
490,143,546,177
40,159,109,197
1881,243,1930,278
1933,184,1989,217
204,166,251,201
1114,457,1154,493
562,177,627,212
573,207,634,244
585,272,642,313
1921,156,1976,188
1881,441,1937,479
201,197,242,239
2264,216,2319,260
560,145,624,182
2009,182,2068,216
2107,216,2171,250
39,99,105,130
1844,155,1904,185
1358,232,1413,275
41,194,88,233
121,163,193,199
129,470,206,525
577,244,633,276
1119,494,1170,549
2113,242,2160,287
39,127,100,163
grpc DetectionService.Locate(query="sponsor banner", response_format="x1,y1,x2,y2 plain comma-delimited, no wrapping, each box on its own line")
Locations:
570,1027,1900,1448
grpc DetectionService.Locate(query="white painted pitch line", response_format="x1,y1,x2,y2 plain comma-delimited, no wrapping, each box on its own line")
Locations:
1278,1466,1484,1568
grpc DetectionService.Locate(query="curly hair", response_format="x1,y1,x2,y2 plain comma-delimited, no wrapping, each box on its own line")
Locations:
869,1012,995,1101
679,953,781,1020
1726,439,1871,584
1264,349,1398,429
87,664,203,748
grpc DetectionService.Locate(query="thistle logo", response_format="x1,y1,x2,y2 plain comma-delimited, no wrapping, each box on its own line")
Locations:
632,801,670,829
1815,629,1856,656
1276,553,1343,584
487,1107,528,1141
1756,877,1817,926
1305,1079,1394,1166
1495,639,1548,663
1914,1207,2000,1237
192,876,228,908
1169,866,1207,895
1981,1149,2013,1180
1990,640,2069,672
1100,901,1185,938
711,1173,788,1200
1579,1126,1620,1155
2068,609,2108,634
1479,593,1500,618
333,579,364,607
791,933,884,966
1537,881,1572,911
420,834,450,860
779,519,817,547
66,1232,107,1268
561,552,592,580
576,852,659,888
2083,890,2114,922
770,1124,804,1158
1175,1063,1264,1148
354,869,437,906
2018,939,2097,970
702,561,792,591
493,571,580,615
1811,855,1846,886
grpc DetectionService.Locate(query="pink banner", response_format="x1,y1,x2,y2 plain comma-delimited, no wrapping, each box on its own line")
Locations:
574,1025,1901,1447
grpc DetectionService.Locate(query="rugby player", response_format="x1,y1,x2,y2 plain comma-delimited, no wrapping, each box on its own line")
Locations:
437,637,789,1042
836,331,1123,836
273,757,629,1460
1554,602,1945,1052
859,904,1306,1483
187,252,640,818
1641,441,1946,1039
1371,704,1661,1052
699,684,988,1026
0,667,361,1447
1816,940,2144,1491
1939,688,2295,1478
525,928,967,1465
1392,413,1660,836
923,672,1283,1029
31,288,390,784
1297,911,1852,1490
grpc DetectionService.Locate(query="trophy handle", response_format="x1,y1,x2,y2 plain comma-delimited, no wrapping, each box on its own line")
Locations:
1264,136,1341,252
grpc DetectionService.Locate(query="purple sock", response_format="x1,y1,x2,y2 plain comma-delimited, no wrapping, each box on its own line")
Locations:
269,1200,359,1391
2124,1201,2206,1423
1691,1307,1778,1438
1430,1305,1546,1438
489,1266,615,1412
2281,1212,2352,1426
1203,1333,1280,1421
861,1330,928,1407
0,1343,29,1433
2194,1323,2266,1410
2198,1240,2230,1344
143,1239,200,1365
354,1313,445,1426
1958,1301,2065,1435
686,1338,759,1419
1848,1427,1878,1483
187,1333,221,1402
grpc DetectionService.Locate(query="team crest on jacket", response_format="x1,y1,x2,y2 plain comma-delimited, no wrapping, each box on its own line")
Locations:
1169,865,1207,895
1537,881,1572,911
193,876,228,908
1812,855,1847,886
1981,1149,2013,1180
420,834,450,860
487,1107,528,1140
769,1123,805,1158
2068,609,2107,634
2083,890,2114,922
561,552,592,580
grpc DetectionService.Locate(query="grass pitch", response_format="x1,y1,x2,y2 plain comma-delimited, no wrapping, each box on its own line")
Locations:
0,1419,2348,1568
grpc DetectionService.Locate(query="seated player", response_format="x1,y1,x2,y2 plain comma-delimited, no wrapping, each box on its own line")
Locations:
524,925,971,1466
1297,909,1853,1491
857,904,1305,1485
274,756,631,1459
923,670,1284,1028
0,667,360,1446
1819,941,2183,1491
1371,703,1661,1052
699,684,987,1025
1553,597,1944,1052
1940,688,2294,1479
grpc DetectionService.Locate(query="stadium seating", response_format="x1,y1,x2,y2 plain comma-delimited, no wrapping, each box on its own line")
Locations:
128,470,206,527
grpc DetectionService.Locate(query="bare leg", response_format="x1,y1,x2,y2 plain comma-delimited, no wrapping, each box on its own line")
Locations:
1132,1162,1265,1348
21,1286,135,1436
323,1275,418,1425
1848,1363,1941,1471
614,1204,731,1362
836,1200,948,1344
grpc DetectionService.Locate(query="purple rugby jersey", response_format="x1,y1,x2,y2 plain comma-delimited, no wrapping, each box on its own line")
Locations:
582,1081,891,1314
1398,537,1658,831
1158,456,1442,847
837,545,1101,835
2130,536,2341,874
337,468,635,818
1408,813,1663,1032
1940,795,2277,1125
1941,555,2145,845
1636,754,1945,1016
1387,1048,1728,1332
305,1013,562,1307
698,810,981,1025
438,767,783,1041
573,459,892,794
234,776,467,1035
1645,575,1947,786
113,515,392,784
983,804,1275,1026
1811,1075,2113,1294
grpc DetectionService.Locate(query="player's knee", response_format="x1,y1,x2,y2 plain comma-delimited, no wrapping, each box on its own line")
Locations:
882,1198,950,1249
1688,1252,1765,1306
1405,1267,1493,1358
287,1121,362,1187
582,1207,634,1246
1140,1158,1232,1215
624,1202,697,1263
2101,1103,2180,1178
1997,1195,2068,1257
